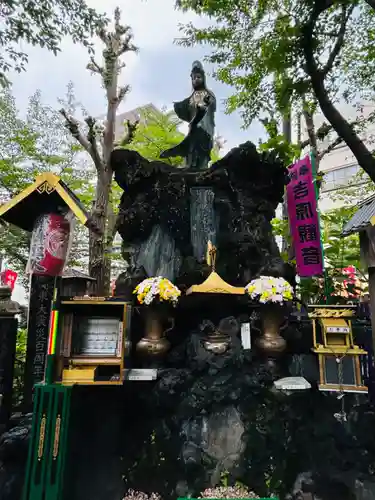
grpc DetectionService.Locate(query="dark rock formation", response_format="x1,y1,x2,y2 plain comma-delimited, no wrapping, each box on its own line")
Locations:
3,142,375,500
111,141,290,292
58,299,374,500
0,413,32,500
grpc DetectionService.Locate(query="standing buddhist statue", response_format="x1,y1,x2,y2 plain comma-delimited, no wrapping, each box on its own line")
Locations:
160,61,216,170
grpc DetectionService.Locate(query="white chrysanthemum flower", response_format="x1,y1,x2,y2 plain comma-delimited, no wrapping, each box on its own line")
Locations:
133,276,181,306
245,276,293,305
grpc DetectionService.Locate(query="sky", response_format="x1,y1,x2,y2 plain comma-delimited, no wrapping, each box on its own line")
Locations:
10,0,266,151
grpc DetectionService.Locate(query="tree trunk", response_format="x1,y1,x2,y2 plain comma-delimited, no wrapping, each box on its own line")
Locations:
282,112,293,258
310,76,375,182
302,105,319,173
89,168,112,295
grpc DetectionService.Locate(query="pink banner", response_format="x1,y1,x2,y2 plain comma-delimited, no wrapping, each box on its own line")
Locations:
286,155,323,277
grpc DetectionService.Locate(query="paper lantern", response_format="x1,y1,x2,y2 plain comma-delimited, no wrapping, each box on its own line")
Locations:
27,213,72,277
1,269,18,290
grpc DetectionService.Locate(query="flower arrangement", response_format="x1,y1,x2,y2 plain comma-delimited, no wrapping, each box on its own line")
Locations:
122,490,162,500
245,276,293,304
133,276,181,306
199,486,259,498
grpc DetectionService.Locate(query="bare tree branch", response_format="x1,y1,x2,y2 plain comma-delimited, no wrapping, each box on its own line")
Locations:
86,56,104,76
114,119,139,148
321,4,355,77
59,109,103,172
300,115,370,153
302,99,319,169
59,108,92,153
116,85,130,107
299,119,333,149
98,27,109,45
318,136,343,160
85,116,103,172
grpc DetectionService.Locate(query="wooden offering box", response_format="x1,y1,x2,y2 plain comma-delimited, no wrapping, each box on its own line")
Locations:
53,297,131,385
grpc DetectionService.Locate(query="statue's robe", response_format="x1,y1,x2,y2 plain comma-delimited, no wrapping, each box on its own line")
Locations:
160,90,216,170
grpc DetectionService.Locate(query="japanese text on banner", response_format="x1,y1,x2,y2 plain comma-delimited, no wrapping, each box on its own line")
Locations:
286,155,323,277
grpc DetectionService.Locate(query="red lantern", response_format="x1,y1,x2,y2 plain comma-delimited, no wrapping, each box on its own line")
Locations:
27,213,72,276
1,269,18,290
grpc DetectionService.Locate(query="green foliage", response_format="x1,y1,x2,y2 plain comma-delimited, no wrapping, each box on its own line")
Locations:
0,83,94,273
126,106,222,167
0,0,107,85
258,118,301,165
175,0,375,126
127,107,185,166
300,206,364,304
273,204,364,303
13,327,27,407
321,206,361,270
0,86,200,278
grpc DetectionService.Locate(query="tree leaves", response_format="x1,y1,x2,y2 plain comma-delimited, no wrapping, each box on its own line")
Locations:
175,0,375,180
127,107,185,166
0,86,199,280
0,83,94,273
0,0,108,85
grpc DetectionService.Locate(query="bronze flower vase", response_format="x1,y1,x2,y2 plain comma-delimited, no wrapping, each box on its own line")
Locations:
256,303,287,372
136,306,171,358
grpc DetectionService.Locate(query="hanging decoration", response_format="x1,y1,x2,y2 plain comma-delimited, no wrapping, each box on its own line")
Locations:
1,269,18,291
26,213,73,277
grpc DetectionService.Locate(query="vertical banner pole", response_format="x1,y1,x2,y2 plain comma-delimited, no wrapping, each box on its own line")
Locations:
309,152,329,304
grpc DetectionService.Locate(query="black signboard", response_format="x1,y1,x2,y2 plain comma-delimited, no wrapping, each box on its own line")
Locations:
23,275,55,410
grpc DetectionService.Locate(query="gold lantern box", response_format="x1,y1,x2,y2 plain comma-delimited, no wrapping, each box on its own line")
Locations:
53,296,131,386
309,305,368,393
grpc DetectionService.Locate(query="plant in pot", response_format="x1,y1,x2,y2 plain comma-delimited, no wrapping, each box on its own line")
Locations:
245,276,293,356
133,276,181,356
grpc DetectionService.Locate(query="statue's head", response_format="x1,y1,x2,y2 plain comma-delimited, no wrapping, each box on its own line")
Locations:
191,60,206,90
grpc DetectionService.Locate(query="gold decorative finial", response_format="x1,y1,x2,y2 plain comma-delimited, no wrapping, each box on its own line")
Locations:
186,241,244,295
206,240,217,270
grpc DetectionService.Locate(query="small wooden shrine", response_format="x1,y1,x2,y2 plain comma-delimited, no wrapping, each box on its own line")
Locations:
48,295,131,386
0,172,99,233
309,305,367,393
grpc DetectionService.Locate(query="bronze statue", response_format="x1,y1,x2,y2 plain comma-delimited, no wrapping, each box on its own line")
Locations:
160,60,216,170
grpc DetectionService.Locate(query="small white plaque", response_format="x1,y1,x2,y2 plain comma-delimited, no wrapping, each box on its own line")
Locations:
241,323,251,350
274,377,311,391
124,369,158,381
